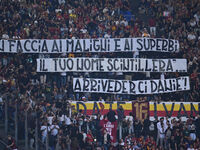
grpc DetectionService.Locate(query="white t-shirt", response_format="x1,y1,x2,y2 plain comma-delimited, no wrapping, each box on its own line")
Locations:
120,142,125,146
81,29,87,33
40,125,49,137
58,115,65,122
157,120,168,138
47,116,54,125
50,125,59,136
188,34,196,40
157,120,167,131
158,126,167,138
104,33,111,38
120,20,128,26
127,116,134,125
64,116,71,125
2,34,9,39
83,133,87,142
194,13,200,23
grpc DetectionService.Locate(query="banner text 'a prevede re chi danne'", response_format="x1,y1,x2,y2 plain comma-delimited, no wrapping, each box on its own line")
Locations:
37,58,187,72
0,38,179,53
73,77,190,95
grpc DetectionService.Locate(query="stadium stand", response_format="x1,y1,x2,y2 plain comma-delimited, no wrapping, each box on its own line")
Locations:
0,0,200,150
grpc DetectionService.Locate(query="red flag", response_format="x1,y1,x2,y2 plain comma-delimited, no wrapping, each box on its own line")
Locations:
100,119,118,143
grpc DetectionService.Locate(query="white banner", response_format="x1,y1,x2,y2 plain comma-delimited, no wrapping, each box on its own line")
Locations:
73,77,190,95
37,58,187,72
0,38,179,53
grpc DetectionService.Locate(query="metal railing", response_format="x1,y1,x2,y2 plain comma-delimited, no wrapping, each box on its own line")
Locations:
0,137,12,150
0,95,71,150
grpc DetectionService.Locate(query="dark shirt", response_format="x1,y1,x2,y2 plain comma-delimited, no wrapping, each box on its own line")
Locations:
8,138,17,149
77,133,84,147
170,139,176,149
175,135,181,148
71,125,78,137
107,110,116,122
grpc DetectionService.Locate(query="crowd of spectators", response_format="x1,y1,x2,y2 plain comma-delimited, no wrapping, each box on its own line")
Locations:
0,0,200,149
2,101,200,150
0,0,199,101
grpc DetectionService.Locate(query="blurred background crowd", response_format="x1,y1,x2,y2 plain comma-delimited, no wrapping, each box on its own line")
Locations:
0,0,200,150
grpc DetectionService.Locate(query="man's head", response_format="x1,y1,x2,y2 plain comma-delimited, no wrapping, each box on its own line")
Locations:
8,135,12,140
160,117,164,123
88,130,92,134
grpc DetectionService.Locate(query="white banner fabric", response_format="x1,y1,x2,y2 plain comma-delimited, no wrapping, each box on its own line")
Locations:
73,77,190,95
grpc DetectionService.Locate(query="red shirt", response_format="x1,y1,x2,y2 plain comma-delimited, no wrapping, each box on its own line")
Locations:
86,133,93,143
8,138,17,149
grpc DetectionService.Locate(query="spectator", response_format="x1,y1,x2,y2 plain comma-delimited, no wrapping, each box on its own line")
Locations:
156,117,167,147
134,119,142,138
117,105,125,122
127,112,134,134
149,17,156,36
40,121,49,143
86,130,94,149
103,129,110,150
66,135,71,150
2,31,9,39
7,135,18,150
165,120,172,149
107,108,116,123
143,115,151,137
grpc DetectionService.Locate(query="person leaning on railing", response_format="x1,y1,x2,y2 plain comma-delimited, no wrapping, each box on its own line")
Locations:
6,135,18,150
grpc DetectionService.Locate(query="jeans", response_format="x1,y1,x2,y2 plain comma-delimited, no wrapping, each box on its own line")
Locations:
50,146,55,150
165,138,170,149
103,144,109,150
129,124,134,134
66,144,71,150
42,135,46,143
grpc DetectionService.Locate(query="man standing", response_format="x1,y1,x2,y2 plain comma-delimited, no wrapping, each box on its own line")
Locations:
143,115,151,137
103,129,111,150
117,105,125,140
107,108,116,123
156,117,167,149
49,121,60,150
40,121,49,143
117,106,125,122
195,115,200,139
